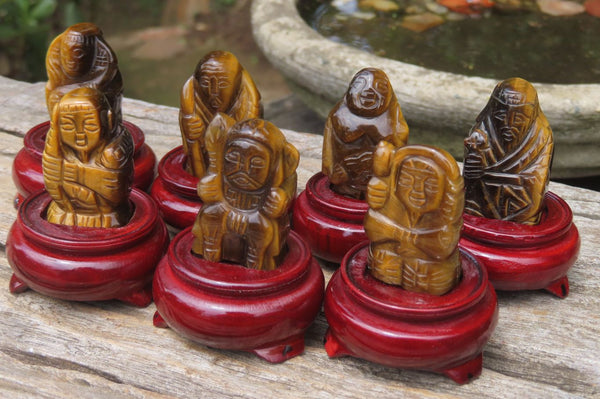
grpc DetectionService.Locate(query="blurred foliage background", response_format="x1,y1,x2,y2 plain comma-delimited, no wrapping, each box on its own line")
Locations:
0,0,293,109
0,0,163,81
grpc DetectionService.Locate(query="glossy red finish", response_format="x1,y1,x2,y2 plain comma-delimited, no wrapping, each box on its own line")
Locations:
292,172,368,263
12,120,157,208
153,229,325,363
149,146,201,230
6,189,169,307
324,243,498,384
460,191,580,298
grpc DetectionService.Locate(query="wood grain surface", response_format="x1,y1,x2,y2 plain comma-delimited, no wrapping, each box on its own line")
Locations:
0,76,598,398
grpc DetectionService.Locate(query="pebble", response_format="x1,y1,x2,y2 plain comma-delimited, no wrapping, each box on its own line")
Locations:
537,0,586,15
401,12,446,32
585,0,600,16
359,0,401,12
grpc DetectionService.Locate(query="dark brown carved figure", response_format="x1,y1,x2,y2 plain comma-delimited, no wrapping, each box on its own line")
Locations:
180,51,262,178
322,67,409,199
463,78,554,225
364,144,463,295
43,87,133,227
191,114,299,271
45,23,123,122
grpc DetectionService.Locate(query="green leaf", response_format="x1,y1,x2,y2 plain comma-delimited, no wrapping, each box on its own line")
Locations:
62,1,83,26
0,25,18,40
30,0,57,20
13,0,29,13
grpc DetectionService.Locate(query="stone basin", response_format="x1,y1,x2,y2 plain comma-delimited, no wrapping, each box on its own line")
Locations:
251,0,600,178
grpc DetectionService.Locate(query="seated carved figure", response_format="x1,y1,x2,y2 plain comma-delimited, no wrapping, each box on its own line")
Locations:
191,114,299,271
45,23,123,121
322,67,409,199
43,87,134,227
463,77,553,225
180,51,262,178
364,144,463,295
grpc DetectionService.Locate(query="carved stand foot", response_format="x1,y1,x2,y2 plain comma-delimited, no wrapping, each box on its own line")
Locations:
460,192,580,298
117,286,154,308
152,229,324,363
545,276,570,299
6,190,169,306
9,274,28,294
292,172,368,264
12,120,156,207
149,146,201,230
324,243,498,384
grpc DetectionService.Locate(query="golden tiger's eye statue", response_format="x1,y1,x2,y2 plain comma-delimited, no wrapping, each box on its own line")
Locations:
364,144,463,295
45,23,123,121
180,51,262,178
191,114,299,271
43,87,134,227
322,67,409,200
463,77,554,225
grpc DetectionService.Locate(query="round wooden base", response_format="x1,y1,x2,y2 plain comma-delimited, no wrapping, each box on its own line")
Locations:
12,120,157,208
460,192,580,298
324,243,498,384
153,229,325,363
149,146,201,230
6,189,169,307
292,172,368,264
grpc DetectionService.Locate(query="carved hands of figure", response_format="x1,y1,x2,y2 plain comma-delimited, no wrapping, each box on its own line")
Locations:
42,87,133,228
192,113,299,271
322,68,409,200
364,143,464,295
180,50,262,178
45,23,123,121
463,77,553,225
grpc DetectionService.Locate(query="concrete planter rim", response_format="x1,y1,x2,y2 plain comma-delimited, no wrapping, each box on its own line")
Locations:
251,0,600,178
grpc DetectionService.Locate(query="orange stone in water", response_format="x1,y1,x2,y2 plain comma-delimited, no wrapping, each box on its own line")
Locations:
437,0,494,14
585,0,600,17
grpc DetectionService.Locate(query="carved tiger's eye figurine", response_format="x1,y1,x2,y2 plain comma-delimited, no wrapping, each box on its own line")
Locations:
45,23,123,121
364,144,463,295
323,144,497,382
180,50,262,178
459,78,579,298
43,87,133,227
8,91,167,306
191,113,299,270
322,67,409,199
463,77,553,225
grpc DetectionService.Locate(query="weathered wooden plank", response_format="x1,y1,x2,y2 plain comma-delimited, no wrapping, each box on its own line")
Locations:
0,77,598,398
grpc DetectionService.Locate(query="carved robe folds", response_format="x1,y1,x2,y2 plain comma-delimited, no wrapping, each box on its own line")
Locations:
43,87,133,228
180,51,261,178
322,68,408,199
463,78,553,225
364,144,463,295
192,114,298,271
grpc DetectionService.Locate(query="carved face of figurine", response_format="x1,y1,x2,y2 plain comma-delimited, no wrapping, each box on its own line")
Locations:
57,91,111,155
491,83,537,153
60,30,96,77
396,157,445,214
224,137,271,191
346,68,392,117
196,52,242,113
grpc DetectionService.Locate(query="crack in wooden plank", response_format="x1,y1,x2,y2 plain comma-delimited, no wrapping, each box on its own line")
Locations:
1,348,124,385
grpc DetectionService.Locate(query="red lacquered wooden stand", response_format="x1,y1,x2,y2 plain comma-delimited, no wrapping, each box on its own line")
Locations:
153,229,325,363
460,191,580,298
293,172,368,263
324,243,498,384
12,120,157,208
150,146,201,230
6,189,169,307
